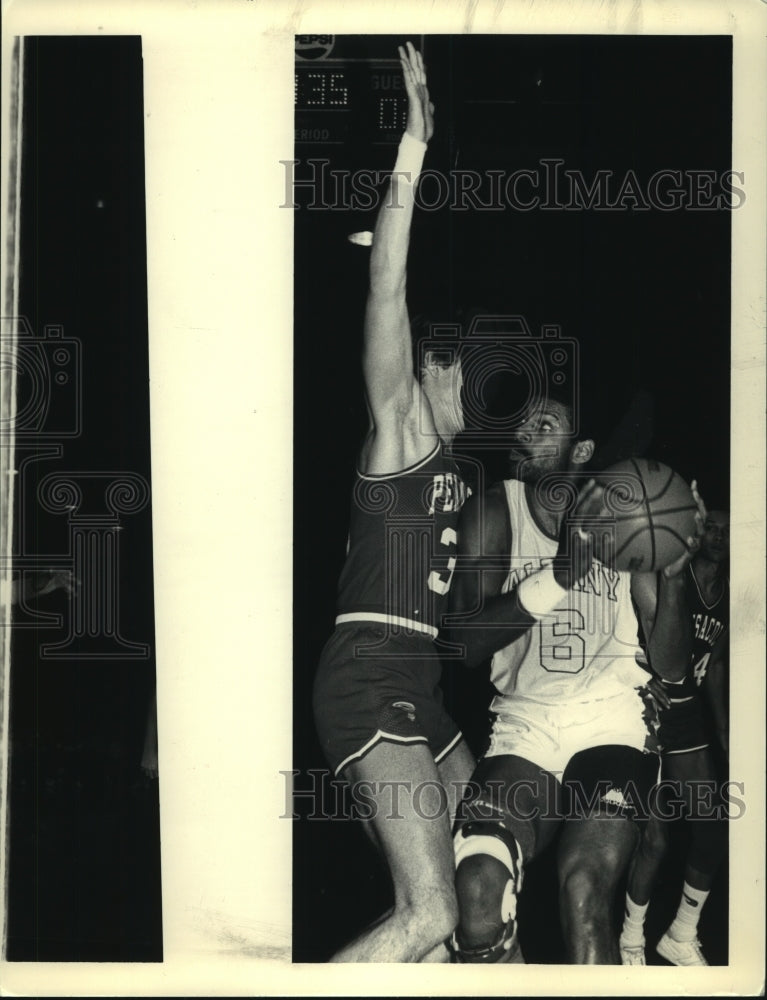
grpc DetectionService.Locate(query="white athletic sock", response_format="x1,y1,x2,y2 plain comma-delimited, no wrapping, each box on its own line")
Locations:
620,893,649,945
667,881,709,942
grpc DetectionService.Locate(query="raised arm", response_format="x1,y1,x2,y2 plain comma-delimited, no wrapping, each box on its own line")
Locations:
361,43,435,472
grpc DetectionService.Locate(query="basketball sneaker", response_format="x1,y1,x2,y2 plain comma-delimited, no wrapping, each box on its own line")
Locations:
619,935,647,965
656,931,708,966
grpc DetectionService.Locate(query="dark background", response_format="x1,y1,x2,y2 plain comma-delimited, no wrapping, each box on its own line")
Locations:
6,37,162,961
293,35,731,963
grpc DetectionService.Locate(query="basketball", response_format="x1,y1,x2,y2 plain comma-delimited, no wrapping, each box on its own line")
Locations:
596,458,698,572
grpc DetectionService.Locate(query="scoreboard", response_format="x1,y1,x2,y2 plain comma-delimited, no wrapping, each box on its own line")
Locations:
295,34,424,146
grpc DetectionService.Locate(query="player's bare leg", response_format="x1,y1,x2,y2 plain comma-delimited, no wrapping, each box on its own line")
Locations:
452,755,563,963
338,738,475,962
417,739,475,962
620,812,669,962
621,746,726,965
557,814,639,964
330,740,466,963
655,748,726,965
626,814,670,906
437,738,476,828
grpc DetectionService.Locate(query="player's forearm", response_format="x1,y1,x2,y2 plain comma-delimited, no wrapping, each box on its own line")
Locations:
368,140,424,299
362,139,426,395
366,203,412,316
446,591,537,668
446,565,572,668
646,575,690,682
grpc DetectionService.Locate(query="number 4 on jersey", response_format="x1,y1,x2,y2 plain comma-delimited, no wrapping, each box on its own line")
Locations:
693,651,711,686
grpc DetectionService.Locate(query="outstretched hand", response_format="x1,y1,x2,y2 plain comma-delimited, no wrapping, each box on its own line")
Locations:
398,41,434,143
662,479,707,579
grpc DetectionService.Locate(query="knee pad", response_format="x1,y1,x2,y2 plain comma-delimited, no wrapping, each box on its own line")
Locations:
451,919,520,963
454,819,523,894
687,817,727,875
451,815,524,963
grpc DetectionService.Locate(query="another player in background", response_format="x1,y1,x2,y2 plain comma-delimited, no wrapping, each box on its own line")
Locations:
619,509,729,967
312,44,475,962
445,396,704,964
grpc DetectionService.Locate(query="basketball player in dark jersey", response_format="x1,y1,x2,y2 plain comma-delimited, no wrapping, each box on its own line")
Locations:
620,510,729,966
312,44,475,962
443,402,706,964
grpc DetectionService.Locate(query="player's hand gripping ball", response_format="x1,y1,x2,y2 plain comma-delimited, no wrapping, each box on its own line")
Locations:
596,458,699,572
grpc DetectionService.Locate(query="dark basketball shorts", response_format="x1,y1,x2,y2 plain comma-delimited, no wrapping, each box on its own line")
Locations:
474,690,662,824
561,743,661,823
312,622,463,777
458,743,660,828
659,695,710,756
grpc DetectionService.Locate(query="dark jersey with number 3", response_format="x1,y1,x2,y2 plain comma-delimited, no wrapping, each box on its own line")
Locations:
334,444,469,637
662,563,729,701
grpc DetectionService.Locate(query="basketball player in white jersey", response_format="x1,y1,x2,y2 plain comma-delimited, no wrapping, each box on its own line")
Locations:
312,44,474,962
444,396,704,963
619,509,729,966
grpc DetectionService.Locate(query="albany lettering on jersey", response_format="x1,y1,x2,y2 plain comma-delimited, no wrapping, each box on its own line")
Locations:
507,557,620,602
425,472,469,516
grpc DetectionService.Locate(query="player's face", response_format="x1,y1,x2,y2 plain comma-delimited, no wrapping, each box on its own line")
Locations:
700,510,730,562
508,400,575,482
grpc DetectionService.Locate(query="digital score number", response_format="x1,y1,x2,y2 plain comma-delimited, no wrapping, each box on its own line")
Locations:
294,69,408,132
376,96,408,133
294,70,350,108
295,66,408,144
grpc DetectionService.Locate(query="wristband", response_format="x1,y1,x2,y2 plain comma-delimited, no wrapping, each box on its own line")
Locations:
392,132,427,186
517,565,568,619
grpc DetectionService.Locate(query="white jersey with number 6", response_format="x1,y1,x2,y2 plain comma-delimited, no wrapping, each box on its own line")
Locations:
490,479,649,706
